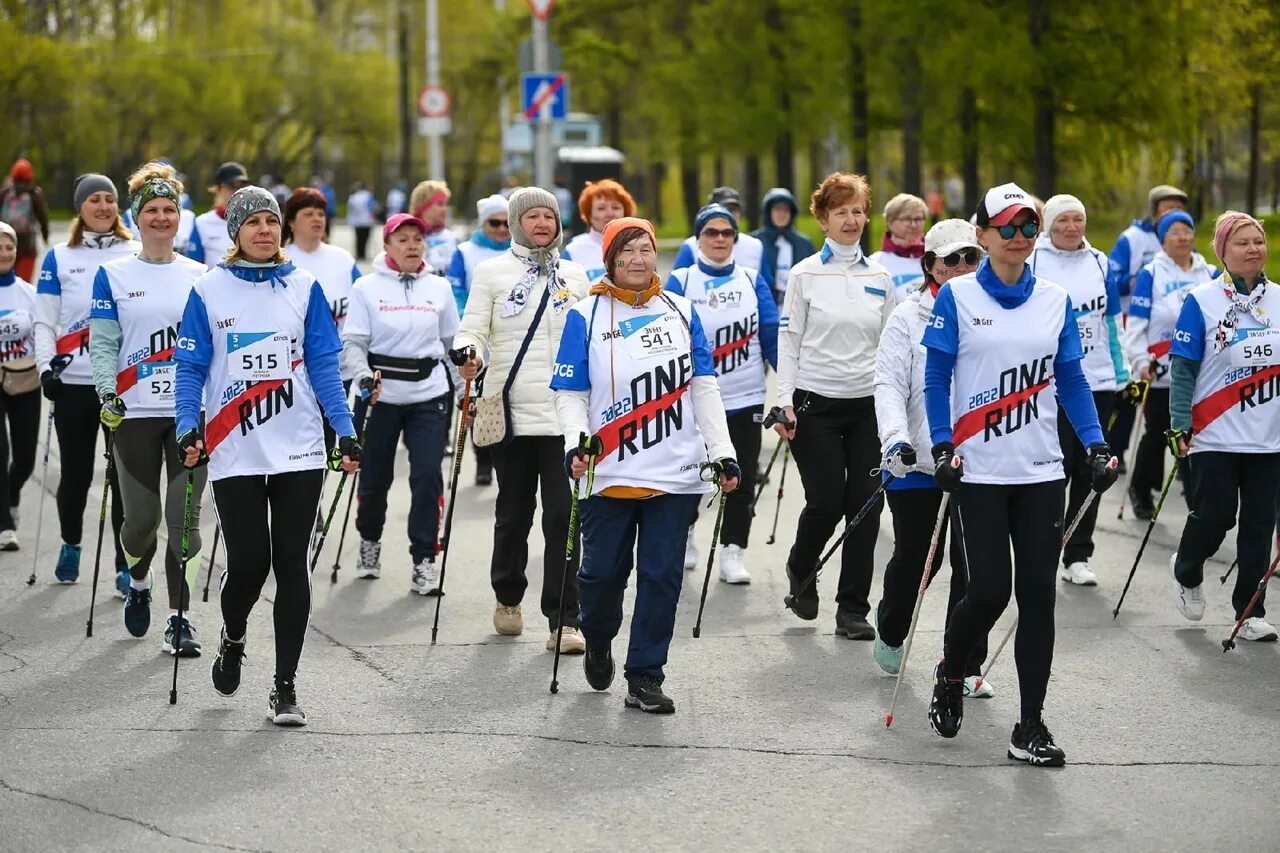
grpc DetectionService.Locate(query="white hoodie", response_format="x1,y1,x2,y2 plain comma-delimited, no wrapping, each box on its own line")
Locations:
1122,250,1218,389
873,284,938,479
1029,235,1127,391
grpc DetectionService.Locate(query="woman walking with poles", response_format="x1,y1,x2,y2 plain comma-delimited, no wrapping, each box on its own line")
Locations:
551,216,739,714
35,173,138,589
90,162,208,654
774,172,895,641
1029,195,1129,586
1168,212,1280,642
0,222,41,550
174,186,360,726
921,183,1117,766
342,213,458,593
873,218,991,696
665,202,777,584
454,187,589,652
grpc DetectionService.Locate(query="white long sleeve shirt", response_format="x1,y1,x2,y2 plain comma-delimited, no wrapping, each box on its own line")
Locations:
776,239,896,408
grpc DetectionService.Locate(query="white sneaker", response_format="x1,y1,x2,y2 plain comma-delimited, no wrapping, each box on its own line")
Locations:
356,540,381,579
963,675,994,698
1171,553,1205,621
683,525,698,571
0,529,18,551
1059,561,1097,586
411,558,440,596
718,544,751,584
1236,617,1279,642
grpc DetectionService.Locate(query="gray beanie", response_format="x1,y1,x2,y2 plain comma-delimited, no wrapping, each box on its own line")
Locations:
73,173,118,212
225,186,281,244
507,186,561,252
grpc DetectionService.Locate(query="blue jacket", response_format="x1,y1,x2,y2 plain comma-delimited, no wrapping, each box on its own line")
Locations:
750,188,815,290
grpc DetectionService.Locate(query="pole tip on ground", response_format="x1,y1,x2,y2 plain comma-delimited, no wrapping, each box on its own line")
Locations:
692,627,701,639
1221,640,1234,652
550,682,558,694
330,571,338,584
169,691,177,704
885,713,893,728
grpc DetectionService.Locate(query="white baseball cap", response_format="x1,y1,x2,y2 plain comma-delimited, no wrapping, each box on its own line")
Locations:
976,182,1038,227
924,218,980,258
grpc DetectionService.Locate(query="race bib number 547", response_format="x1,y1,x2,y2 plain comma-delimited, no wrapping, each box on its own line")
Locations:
227,331,292,381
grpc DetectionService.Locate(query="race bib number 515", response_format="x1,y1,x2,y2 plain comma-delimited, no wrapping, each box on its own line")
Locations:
227,331,292,381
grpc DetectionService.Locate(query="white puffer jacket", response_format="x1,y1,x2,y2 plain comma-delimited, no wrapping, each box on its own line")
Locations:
872,284,936,477
454,245,589,437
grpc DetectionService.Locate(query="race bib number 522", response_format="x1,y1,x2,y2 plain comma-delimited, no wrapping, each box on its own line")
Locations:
227,331,292,381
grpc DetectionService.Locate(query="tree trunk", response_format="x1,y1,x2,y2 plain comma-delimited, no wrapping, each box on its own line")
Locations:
647,161,666,225
764,2,793,196
1246,83,1261,215
846,0,870,250
900,42,922,196
744,154,761,231
960,87,979,214
808,139,822,199
397,0,412,183
1028,1,1055,197
679,117,701,232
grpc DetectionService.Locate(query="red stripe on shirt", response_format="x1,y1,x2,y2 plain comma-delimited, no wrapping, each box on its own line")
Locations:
56,328,88,355
712,334,750,365
205,359,303,453
594,383,689,462
953,380,1050,447
1148,339,1172,358
1191,364,1280,433
115,346,177,395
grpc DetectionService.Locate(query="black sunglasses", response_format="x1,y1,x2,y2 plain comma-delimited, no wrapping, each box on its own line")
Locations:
701,227,736,239
930,248,980,268
486,218,509,228
994,221,1039,240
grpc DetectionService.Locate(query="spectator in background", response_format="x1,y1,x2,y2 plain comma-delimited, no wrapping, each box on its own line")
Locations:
190,161,249,267
751,187,816,304
312,173,337,237
347,181,377,261
386,181,407,217
0,159,51,283
562,178,635,284
869,193,928,302
408,180,458,275
552,176,574,231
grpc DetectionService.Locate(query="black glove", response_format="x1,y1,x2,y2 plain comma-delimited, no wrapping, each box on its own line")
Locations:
716,458,742,483
40,370,62,402
1116,380,1148,408
1166,428,1192,459
931,441,963,493
329,435,362,471
762,406,794,430
1086,442,1119,492
447,345,476,367
358,374,379,400
177,428,208,468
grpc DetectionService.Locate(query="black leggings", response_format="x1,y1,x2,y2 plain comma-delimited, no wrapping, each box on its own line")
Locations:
212,469,324,685
0,386,40,529
1058,391,1114,566
943,479,1064,721
719,408,762,548
53,383,124,565
878,486,986,676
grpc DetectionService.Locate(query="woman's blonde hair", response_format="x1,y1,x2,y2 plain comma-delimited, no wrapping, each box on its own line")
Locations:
408,180,450,217
883,193,927,223
127,161,185,196
810,172,872,220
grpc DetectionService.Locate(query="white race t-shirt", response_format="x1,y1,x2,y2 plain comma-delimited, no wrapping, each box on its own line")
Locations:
668,265,767,412
868,249,926,302
193,210,232,268
563,230,607,283
1030,238,1121,391
0,276,37,368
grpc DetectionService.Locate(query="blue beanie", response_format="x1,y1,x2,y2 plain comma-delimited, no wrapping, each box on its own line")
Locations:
694,203,738,239
1156,209,1195,244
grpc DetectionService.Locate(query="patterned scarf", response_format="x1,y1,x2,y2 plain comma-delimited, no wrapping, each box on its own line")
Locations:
1213,273,1271,353
81,229,121,249
130,176,181,223
502,248,569,318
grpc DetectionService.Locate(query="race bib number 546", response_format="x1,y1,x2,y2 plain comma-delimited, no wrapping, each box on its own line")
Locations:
227,331,292,381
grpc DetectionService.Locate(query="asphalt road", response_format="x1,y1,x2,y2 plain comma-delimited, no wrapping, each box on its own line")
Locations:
0,224,1277,851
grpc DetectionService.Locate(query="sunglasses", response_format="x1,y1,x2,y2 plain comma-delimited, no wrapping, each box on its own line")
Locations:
993,221,1039,240
930,248,981,268
701,227,736,239
486,219,509,228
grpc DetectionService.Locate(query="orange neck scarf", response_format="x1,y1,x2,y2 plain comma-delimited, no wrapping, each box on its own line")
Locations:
590,273,664,307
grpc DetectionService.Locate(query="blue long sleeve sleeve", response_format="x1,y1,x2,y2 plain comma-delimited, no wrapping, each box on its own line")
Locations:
174,361,208,435
302,282,354,437
1108,235,1132,297
446,249,467,311
173,289,213,435
672,240,694,271
923,347,956,445
752,270,779,369
1054,299,1103,446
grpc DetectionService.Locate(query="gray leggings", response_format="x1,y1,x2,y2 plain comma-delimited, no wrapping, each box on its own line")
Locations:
113,417,206,610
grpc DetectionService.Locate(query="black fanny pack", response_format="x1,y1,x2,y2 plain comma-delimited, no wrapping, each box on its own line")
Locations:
368,353,440,383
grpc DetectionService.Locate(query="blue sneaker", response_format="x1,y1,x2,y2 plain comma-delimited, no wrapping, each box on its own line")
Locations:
163,615,201,658
114,569,131,600
54,543,81,583
123,582,152,637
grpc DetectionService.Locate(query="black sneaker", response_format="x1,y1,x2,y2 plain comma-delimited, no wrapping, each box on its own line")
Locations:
927,662,964,738
1128,486,1154,521
123,584,151,637
269,680,307,727
211,630,246,697
783,565,819,621
1008,717,1066,767
162,615,202,657
624,676,675,714
834,607,875,640
583,644,614,691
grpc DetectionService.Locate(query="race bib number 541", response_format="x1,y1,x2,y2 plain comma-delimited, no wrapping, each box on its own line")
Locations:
227,331,292,381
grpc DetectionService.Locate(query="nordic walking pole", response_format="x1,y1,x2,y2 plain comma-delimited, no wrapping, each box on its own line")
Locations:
982,484,1108,679
1220,558,1239,585
1222,550,1280,652
1113,454,1182,619
784,478,890,613
330,393,372,584
766,445,790,545
886,494,951,728
753,407,792,511
28,354,71,587
1116,382,1149,520
431,348,476,644
310,393,372,575
551,433,597,693
169,467,197,704
692,461,731,639
85,426,119,638
201,523,220,602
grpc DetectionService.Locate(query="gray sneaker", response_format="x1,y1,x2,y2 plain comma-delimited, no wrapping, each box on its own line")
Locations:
411,558,440,596
356,540,381,579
